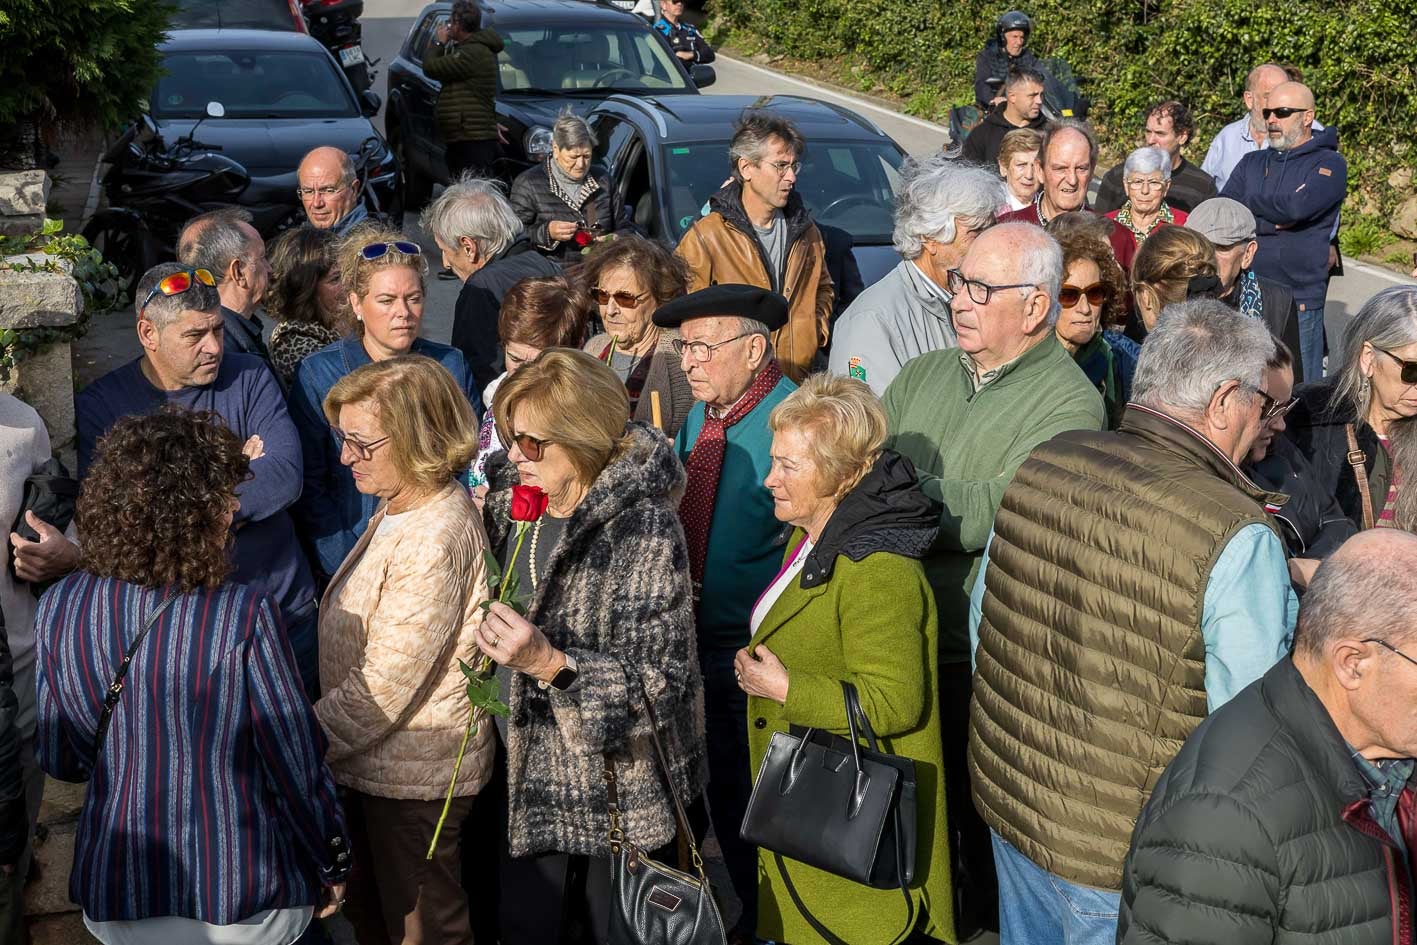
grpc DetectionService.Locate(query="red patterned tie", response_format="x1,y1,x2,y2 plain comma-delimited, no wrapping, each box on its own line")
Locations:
679,360,784,588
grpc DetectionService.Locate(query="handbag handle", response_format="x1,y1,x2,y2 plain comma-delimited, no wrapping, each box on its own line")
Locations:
1346,423,1375,530
94,591,178,753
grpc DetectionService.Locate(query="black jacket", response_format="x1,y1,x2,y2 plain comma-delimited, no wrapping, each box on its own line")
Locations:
960,104,1047,167
1285,375,1389,532
1219,274,1305,384
817,222,863,331
973,43,1039,109
449,234,562,391
222,307,272,365
508,161,615,265
0,604,24,865
1119,658,1413,945
1093,156,1217,214
1245,434,1356,558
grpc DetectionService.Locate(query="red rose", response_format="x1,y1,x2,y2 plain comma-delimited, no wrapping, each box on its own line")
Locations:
510,484,549,522
573,229,593,247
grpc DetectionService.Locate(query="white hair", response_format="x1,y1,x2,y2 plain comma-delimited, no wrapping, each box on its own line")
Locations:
1132,299,1275,413
420,175,522,259
985,221,1064,326
1123,146,1172,181
891,155,1005,259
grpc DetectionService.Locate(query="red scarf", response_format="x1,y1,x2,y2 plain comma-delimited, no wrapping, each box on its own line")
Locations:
678,360,784,587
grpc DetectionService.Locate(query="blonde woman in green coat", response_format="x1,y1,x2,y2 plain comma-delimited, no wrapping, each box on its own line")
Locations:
734,373,955,945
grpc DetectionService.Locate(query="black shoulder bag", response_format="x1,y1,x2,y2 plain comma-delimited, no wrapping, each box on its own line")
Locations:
10,457,79,597
93,594,178,752
605,680,727,945
740,681,918,945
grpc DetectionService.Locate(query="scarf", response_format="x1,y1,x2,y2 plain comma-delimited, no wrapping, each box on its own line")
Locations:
548,158,590,206
1115,201,1175,242
1236,268,1264,321
678,360,784,586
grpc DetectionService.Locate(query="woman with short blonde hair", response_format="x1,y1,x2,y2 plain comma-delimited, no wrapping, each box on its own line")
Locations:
314,354,491,945
997,127,1042,212
768,372,887,500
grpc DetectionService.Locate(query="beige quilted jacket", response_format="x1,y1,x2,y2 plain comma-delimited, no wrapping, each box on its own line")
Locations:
314,483,494,800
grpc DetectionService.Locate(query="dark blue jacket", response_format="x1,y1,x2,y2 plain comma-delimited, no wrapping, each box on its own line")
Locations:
1221,127,1347,308
289,336,482,579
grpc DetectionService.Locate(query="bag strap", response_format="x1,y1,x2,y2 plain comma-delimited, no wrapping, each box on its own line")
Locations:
94,592,178,753
1346,423,1375,530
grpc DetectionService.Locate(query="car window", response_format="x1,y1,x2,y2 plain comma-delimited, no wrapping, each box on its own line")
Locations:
660,140,905,244
153,50,358,119
409,11,444,64
497,26,688,92
591,116,634,167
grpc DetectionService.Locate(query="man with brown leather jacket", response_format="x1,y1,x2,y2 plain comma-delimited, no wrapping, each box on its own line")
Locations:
675,110,833,382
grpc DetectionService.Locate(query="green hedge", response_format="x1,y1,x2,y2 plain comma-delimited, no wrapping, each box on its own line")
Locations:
707,0,1416,221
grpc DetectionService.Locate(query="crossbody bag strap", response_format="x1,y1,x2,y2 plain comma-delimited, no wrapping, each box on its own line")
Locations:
93,592,178,753
1346,423,1376,530
774,851,914,945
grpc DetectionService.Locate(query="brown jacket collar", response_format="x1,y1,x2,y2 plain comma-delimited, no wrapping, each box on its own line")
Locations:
1122,403,1289,511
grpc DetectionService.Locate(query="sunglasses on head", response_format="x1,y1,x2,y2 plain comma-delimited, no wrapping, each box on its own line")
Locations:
360,240,422,261
140,268,216,314
1262,106,1305,120
499,430,552,461
1375,346,1417,385
1058,281,1108,308
592,288,649,308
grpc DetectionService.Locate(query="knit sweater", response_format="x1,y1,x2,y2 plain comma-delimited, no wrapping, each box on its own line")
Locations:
883,335,1105,662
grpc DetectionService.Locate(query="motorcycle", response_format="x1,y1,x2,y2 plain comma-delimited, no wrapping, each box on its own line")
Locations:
302,0,377,93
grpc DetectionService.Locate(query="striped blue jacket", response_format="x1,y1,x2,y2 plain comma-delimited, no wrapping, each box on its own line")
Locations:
34,572,351,923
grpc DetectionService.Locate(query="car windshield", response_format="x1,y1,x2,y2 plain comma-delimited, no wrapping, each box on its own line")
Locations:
496,26,689,93
152,50,358,119
660,140,904,243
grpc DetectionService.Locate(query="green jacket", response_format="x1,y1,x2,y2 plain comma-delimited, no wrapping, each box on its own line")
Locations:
747,540,953,944
883,335,1106,662
423,29,503,143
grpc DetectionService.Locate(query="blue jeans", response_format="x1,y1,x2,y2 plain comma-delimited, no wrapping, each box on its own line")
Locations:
1297,303,1327,381
992,831,1120,945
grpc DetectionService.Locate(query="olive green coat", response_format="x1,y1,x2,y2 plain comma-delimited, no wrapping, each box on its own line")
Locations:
746,539,955,945
423,29,503,143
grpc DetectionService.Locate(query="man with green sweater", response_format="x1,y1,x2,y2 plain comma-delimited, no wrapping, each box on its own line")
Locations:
427,1,504,180
884,221,1105,936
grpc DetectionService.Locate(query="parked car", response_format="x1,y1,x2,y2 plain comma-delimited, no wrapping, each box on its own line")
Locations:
588,94,906,286
386,0,715,208
169,0,308,31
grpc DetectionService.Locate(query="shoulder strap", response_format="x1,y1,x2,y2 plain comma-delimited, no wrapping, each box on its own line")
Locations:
1345,423,1375,530
774,852,914,945
93,592,179,753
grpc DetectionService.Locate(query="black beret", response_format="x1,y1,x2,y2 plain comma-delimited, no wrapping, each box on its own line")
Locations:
652,283,788,331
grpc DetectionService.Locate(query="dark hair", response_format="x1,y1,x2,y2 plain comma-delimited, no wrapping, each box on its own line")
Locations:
77,408,250,592
577,234,689,310
1006,68,1047,92
498,275,592,349
135,261,221,327
450,0,481,31
729,109,807,181
1145,100,1196,142
265,225,341,329
1267,338,1294,372
1047,212,1127,329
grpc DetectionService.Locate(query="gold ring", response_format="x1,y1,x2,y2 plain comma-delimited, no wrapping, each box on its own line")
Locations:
490,634,501,647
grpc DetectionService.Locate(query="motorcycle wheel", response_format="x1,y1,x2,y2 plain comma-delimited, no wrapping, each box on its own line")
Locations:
82,219,155,302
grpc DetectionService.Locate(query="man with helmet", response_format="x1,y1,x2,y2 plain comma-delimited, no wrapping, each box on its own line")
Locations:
975,11,1039,109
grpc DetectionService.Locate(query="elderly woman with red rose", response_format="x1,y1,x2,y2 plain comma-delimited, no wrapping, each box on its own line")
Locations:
476,347,707,943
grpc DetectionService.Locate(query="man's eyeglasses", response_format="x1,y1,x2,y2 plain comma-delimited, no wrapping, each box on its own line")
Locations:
1262,106,1305,120
1363,638,1417,670
331,427,391,461
1240,383,1277,420
499,431,552,461
1263,394,1299,422
672,333,755,363
1374,346,1417,385
360,241,422,261
1124,177,1167,192
295,183,350,199
140,268,216,314
945,268,1037,306
763,160,802,176
592,288,649,309
1058,282,1108,308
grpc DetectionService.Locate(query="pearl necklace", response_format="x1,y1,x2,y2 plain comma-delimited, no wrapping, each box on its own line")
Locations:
529,517,545,588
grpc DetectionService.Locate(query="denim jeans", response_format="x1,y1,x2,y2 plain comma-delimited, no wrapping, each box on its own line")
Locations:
992,831,1120,945
700,644,758,936
1297,303,1327,381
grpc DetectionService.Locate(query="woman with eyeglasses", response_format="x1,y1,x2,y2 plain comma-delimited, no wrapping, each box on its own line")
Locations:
578,234,695,436
1286,286,1417,543
1105,146,1188,244
509,112,615,266
477,349,706,943
288,224,482,585
312,354,489,945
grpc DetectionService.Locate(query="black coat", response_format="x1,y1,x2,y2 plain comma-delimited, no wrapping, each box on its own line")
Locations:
1119,659,1409,945
817,222,863,332
1285,375,1389,532
972,43,1039,109
1220,275,1305,385
0,603,24,865
960,104,1046,167
449,234,562,391
1245,434,1356,558
508,161,615,265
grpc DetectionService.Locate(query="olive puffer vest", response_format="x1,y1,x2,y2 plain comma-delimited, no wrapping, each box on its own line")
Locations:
969,404,1287,890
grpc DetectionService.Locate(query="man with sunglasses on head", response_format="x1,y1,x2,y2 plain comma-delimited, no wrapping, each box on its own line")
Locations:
75,262,321,697
1223,82,1347,382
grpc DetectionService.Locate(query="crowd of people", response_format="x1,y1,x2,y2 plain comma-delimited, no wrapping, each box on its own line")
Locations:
1,13,1415,945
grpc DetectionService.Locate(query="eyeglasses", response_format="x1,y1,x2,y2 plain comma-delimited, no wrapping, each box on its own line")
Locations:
672,333,755,362
295,183,349,199
499,431,552,461
1262,106,1305,120
1124,177,1167,192
1374,346,1417,385
1058,281,1108,308
1362,638,1417,670
592,288,650,309
945,268,1037,306
331,427,391,461
763,160,802,176
1242,383,1277,419
1263,394,1299,422
140,268,216,314
360,241,422,261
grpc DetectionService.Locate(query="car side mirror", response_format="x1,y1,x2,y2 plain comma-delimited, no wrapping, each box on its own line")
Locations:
361,89,382,117
690,64,716,89
206,101,226,119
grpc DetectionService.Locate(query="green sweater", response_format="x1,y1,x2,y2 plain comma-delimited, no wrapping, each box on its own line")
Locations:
884,335,1105,662
423,29,504,143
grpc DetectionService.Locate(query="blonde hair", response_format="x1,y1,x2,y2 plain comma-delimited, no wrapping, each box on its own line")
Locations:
336,222,429,330
997,127,1043,171
769,373,886,499
1131,225,1217,308
322,355,477,491
493,348,630,485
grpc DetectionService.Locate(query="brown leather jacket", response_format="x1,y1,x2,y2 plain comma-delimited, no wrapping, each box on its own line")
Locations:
675,184,833,381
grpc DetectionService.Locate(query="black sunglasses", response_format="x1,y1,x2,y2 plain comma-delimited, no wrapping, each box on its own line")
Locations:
1375,346,1417,385
1262,106,1305,120
499,430,552,461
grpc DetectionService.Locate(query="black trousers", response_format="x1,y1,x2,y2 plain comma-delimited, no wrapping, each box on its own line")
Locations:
444,139,499,182
940,660,999,934
701,643,759,936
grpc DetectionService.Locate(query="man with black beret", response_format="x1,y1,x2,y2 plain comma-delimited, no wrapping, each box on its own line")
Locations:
655,283,795,943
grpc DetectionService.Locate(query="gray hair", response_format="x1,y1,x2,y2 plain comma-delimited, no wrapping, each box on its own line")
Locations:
1294,530,1417,657
177,207,258,281
737,317,772,339
1131,299,1275,414
1333,286,1417,422
135,261,220,328
891,156,1005,259
552,112,596,151
420,175,522,259
729,109,806,181
1123,145,1172,181
1040,119,1098,170
983,221,1064,327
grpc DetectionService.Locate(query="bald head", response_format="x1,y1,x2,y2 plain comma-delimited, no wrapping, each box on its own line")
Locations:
1295,531,1417,658
297,146,359,229
1268,81,1315,110
1264,82,1316,151
1243,63,1290,128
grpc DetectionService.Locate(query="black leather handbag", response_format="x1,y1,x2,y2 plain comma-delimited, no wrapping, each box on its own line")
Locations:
740,681,918,944
605,681,727,945
10,457,79,596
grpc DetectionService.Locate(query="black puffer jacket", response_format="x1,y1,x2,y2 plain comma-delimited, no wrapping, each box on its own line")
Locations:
508,160,615,265
1285,375,1390,531
1119,658,1411,945
1245,433,1356,558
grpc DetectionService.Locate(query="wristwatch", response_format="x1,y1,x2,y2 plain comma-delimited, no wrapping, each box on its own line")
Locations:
539,652,579,691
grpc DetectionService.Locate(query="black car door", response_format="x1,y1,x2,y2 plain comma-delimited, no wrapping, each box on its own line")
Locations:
395,12,446,179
